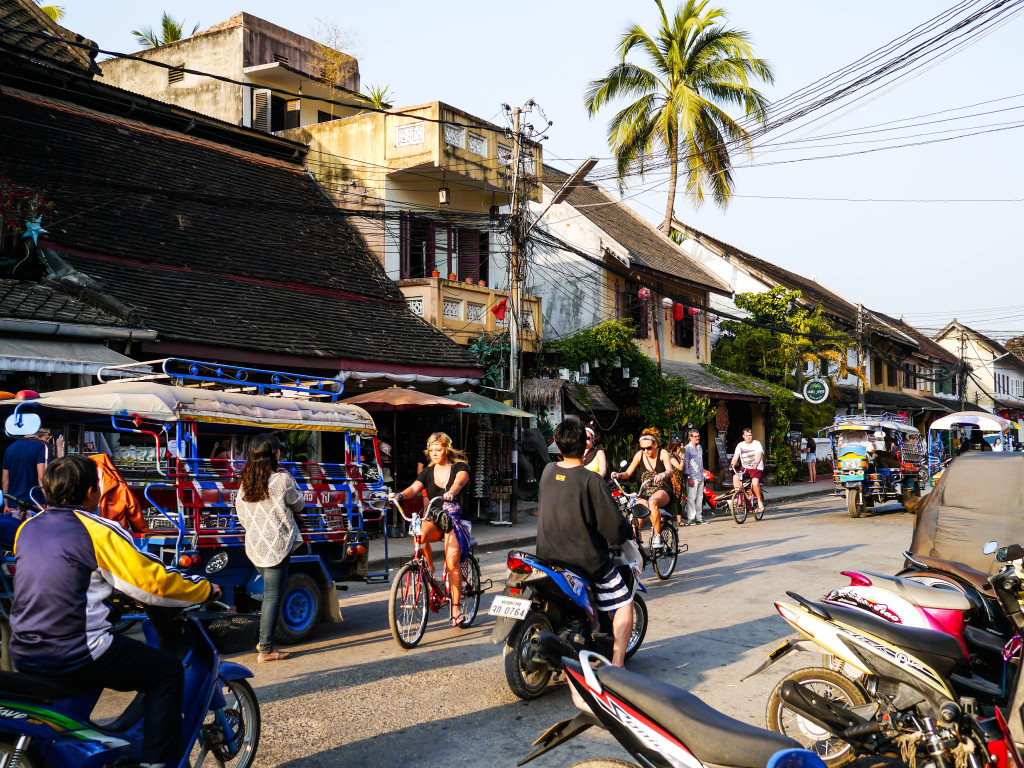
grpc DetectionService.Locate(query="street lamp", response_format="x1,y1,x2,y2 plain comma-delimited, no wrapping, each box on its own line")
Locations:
523,156,598,238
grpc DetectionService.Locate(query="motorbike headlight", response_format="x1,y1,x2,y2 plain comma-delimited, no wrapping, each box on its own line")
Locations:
205,551,229,575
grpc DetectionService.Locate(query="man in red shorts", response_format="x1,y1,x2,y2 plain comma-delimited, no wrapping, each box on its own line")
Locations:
730,427,765,514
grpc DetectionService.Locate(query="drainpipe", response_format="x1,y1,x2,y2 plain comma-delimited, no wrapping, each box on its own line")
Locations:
0,319,158,340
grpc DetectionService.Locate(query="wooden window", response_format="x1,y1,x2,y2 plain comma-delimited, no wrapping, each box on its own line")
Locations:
318,110,334,123
285,100,301,129
872,359,883,386
906,365,917,389
674,314,694,348
886,363,897,388
820,359,829,377
625,282,648,340
399,212,435,279
252,89,271,132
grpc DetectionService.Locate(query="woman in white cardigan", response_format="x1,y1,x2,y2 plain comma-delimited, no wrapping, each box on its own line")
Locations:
235,433,304,662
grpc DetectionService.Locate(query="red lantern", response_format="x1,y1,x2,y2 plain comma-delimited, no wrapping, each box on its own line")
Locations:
687,306,701,316
637,287,651,301
672,303,684,322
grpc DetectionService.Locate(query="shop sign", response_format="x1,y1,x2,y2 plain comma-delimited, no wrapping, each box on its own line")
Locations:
803,378,830,404
715,402,729,433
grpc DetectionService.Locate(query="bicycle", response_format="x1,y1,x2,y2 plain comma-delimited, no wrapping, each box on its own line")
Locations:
383,495,485,649
609,476,684,580
723,468,767,524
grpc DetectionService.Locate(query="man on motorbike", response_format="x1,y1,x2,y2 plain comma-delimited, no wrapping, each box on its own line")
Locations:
536,419,634,667
9,455,220,768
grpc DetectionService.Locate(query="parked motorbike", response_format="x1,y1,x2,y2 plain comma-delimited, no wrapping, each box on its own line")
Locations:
520,649,828,768
0,605,260,768
746,542,1024,768
490,547,648,700
898,549,1010,635
824,569,1012,705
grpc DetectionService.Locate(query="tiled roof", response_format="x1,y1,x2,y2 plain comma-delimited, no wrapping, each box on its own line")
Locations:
0,87,480,371
543,167,730,295
674,221,858,325
660,361,771,401
0,0,98,75
869,311,959,365
0,279,134,327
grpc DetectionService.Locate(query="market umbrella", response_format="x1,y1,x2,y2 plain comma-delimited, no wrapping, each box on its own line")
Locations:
444,391,533,418
929,411,1012,433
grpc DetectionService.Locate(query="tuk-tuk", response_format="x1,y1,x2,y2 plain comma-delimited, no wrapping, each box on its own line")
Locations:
927,411,1013,482
822,412,925,518
2,358,388,643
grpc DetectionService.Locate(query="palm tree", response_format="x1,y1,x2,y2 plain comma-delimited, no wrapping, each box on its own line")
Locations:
33,1,65,22
584,0,773,234
132,12,200,49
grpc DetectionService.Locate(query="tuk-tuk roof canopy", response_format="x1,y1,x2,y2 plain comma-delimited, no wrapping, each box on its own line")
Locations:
11,382,377,432
929,411,1011,434
823,416,921,436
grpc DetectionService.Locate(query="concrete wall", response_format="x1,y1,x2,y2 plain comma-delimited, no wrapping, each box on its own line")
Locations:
99,26,246,124
238,16,359,92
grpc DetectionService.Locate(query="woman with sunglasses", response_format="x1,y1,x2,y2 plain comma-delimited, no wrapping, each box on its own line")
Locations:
611,427,678,547
582,426,608,478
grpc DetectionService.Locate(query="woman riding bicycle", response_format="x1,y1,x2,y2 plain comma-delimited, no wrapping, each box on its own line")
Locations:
390,432,471,626
611,428,678,548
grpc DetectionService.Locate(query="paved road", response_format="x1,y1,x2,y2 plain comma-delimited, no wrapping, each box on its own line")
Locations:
233,494,917,767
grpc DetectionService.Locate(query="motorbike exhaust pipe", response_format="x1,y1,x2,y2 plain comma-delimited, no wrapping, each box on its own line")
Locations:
529,631,577,666
779,680,868,739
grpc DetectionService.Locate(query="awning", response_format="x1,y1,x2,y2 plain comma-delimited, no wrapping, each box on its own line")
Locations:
565,383,619,414
659,361,771,402
0,338,141,375
445,392,533,417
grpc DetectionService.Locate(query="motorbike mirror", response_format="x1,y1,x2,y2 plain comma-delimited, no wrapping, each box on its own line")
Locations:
5,412,41,437
997,544,1024,563
983,540,1000,555
619,460,628,469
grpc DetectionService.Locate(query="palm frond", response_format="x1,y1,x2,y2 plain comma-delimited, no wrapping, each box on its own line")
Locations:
34,3,65,21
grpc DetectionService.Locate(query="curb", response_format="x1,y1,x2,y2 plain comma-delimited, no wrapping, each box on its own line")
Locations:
768,487,836,505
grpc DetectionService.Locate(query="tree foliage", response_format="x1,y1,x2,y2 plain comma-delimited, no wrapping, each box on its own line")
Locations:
584,0,773,233
1007,335,1024,363
310,19,359,119
132,12,200,49
546,321,714,438
712,287,862,389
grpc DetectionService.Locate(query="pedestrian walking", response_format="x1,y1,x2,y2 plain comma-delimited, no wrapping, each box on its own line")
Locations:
682,429,705,525
234,433,304,662
804,433,817,483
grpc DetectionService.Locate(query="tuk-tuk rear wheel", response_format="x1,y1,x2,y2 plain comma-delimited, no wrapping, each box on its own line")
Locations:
275,572,322,645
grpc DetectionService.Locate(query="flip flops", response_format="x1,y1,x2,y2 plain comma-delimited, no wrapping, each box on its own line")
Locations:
257,650,291,663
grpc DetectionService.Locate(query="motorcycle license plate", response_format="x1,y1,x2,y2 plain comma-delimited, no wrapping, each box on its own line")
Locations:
489,595,531,619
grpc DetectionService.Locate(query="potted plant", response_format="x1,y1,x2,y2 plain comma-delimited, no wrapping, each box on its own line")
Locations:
431,269,440,278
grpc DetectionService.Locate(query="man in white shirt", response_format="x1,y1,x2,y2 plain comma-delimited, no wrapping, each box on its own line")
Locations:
730,427,765,513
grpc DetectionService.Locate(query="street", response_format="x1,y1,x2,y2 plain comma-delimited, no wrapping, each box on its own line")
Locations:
237,494,917,767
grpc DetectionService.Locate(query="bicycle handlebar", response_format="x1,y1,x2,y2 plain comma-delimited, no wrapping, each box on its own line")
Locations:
389,494,445,523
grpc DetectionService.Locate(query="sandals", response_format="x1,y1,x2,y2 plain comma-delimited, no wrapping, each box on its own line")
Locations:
257,650,291,663
451,602,467,628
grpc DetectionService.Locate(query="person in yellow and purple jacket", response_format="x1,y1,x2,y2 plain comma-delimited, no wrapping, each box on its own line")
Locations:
10,455,220,768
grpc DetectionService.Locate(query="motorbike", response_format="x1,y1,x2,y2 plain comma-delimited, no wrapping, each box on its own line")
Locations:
0,605,260,768
520,649,829,768
824,569,1013,705
898,549,1009,636
745,542,1024,768
490,547,649,700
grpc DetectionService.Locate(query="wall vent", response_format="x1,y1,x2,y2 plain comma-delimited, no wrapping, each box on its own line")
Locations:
168,66,184,84
273,53,290,64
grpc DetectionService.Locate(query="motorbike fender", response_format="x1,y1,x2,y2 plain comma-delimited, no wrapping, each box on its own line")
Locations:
491,616,518,645
517,712,600,766
741,638,820,681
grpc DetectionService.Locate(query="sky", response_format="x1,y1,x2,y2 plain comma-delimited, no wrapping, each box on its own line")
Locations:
57,0,1024,340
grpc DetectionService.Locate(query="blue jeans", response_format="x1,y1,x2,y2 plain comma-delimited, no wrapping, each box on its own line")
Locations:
256,556,290,652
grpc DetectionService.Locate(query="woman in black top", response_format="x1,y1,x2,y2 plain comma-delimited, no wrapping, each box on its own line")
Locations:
392,432,471,626
611,427,679,549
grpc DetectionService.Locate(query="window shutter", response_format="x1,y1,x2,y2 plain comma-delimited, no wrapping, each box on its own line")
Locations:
252,88,272,133
458,228,480,282
399,210,411,279
426,221,436,275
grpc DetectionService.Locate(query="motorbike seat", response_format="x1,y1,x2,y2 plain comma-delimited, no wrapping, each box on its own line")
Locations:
0,670,86,704
595,664,799,768
822,600,966,674
907,555,992,593
860,571,971,611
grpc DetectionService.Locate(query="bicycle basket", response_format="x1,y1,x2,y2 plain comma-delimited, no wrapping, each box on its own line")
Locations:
196,612,260,655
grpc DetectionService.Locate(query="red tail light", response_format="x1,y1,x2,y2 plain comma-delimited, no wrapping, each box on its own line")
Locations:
703,469,714,481
507,554,533,574
841,570,872,587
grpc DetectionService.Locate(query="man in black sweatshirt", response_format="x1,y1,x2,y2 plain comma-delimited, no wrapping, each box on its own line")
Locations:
536,419,634,666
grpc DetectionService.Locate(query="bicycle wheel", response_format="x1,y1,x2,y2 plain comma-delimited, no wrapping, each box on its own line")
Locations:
458,555,482,627
653,522,678,580
753,493,766,521
730,494,747,524
388,562,429,649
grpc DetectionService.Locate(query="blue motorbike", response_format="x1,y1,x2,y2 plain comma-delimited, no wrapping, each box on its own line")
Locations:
490,546,648,700
0,608,259,768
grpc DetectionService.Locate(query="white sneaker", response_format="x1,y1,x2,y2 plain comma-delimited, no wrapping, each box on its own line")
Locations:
651,534,664,548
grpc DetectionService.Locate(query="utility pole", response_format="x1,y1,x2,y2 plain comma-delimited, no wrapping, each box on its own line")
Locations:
856,303,866,414
958,325,968,411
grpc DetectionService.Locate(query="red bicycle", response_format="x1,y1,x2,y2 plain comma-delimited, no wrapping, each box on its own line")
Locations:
384,495,484,649
724,468,768,524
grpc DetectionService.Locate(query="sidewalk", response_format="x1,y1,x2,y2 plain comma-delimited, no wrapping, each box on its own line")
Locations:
367,476,836,574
